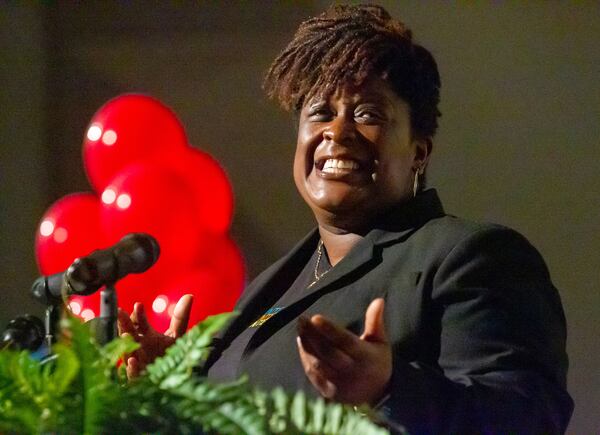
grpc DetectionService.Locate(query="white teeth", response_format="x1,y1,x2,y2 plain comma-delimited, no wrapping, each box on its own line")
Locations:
322,158,359,173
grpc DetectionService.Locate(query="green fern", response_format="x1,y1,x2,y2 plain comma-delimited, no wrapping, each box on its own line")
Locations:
145,311,231,388
141,312,390,434
0,313,392,435
0,316,137,434
67,316,140,434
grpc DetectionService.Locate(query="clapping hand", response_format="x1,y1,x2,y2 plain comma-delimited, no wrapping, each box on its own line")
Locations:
117,294,193,379
296,298,392,406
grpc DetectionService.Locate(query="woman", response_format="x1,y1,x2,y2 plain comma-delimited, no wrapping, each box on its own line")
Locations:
119,5,573,433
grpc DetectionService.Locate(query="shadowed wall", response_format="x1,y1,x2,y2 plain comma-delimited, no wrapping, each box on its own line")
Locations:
1,3,598,433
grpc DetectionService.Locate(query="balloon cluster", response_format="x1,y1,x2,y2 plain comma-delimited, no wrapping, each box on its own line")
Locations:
35,95,244,331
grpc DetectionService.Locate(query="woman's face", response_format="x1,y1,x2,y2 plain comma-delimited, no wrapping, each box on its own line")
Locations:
294,78,428,228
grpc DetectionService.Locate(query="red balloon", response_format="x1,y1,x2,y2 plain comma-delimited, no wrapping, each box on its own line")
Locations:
204,236,246,292
83,94,188,192
37,95,242,328
100,162,206,279
112,260,174,314
165,147,234,235
141,236,245,331
35,192,106,275
154,266,243,331
66,295,101,323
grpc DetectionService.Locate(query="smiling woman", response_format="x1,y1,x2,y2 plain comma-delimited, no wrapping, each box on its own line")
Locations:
118,4,573,434
293,78,427,232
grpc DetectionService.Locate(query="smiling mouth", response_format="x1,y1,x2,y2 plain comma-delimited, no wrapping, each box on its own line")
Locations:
319,158,360,174
313,157,377,182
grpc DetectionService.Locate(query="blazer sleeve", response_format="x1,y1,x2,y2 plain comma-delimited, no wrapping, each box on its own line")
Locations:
378,226,573,434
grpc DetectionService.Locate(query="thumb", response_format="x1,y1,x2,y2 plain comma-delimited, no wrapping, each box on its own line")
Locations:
361,298,387,343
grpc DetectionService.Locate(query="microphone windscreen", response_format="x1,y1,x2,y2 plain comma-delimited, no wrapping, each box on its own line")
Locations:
114,233,160,276
67,248,116,295
1,314,45,351
63,232,161,296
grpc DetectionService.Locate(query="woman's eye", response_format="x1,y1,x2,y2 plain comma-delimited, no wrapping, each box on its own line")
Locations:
355,108,384,123
308,106,333,119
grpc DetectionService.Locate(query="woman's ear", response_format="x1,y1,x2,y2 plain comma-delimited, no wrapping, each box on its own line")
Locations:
413,137,432,171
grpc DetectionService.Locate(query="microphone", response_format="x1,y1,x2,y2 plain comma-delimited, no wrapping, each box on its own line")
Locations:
31,233,160,303
66,232,160,295
1,314,45,351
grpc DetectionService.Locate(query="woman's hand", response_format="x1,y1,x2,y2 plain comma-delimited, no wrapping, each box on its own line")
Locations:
296,298,392,406
117,294,193,379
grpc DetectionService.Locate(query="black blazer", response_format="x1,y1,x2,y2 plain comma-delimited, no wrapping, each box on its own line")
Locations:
204,190,573,434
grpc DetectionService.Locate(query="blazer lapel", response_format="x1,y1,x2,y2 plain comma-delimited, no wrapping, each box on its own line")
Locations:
201,229,320,372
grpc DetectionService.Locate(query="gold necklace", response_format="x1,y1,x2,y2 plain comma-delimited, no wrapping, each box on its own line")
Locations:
308,240,331,288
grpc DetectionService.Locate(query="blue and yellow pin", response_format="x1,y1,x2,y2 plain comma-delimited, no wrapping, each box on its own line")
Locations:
250,307,283,328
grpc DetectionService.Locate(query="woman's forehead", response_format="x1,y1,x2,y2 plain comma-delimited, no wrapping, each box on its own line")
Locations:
305,78,404,107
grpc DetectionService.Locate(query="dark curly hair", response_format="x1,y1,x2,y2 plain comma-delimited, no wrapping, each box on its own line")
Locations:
263,4,441,140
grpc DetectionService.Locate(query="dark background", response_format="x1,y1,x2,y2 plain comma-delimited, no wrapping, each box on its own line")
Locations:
1,2,598,433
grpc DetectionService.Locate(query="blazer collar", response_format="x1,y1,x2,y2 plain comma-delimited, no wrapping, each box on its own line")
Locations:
303,189,445,294
235,189,446,315
368,188,446,246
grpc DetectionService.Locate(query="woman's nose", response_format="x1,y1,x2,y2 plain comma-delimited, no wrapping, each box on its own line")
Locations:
323,116,355,143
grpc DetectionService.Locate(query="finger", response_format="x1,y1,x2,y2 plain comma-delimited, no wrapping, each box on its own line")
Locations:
120,332,135,365
131,302,151,335
297,336,338,398
126,356,141,379
166,294,193,338
361,298,387,343
297,317,353,370
118,309,135,335
307,314,361,356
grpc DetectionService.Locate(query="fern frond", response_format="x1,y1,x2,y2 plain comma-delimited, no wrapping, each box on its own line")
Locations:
0,350,42,433
62,315,133,434
250,387,390,435
102,334,140,367
146,312,234,387
0,344,83,433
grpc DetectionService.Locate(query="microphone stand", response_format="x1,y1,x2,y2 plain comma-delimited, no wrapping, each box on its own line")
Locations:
45,304,60,349
61,257,120,346
32,273,120,348
95,284,118,346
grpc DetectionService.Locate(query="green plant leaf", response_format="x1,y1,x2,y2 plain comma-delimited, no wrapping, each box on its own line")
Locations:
48,343,80,394
63,315,129,434
0,350,43,433
146,311,235,387
290,390,307,429
102,334,140,366
1,311,391,435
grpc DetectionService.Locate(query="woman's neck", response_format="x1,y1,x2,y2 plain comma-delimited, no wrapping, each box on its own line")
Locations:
318,223,365,266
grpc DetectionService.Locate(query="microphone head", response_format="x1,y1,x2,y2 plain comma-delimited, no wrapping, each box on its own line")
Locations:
114,233,160,276
66,255,110,295
1,314,45,351
64,232,160,295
